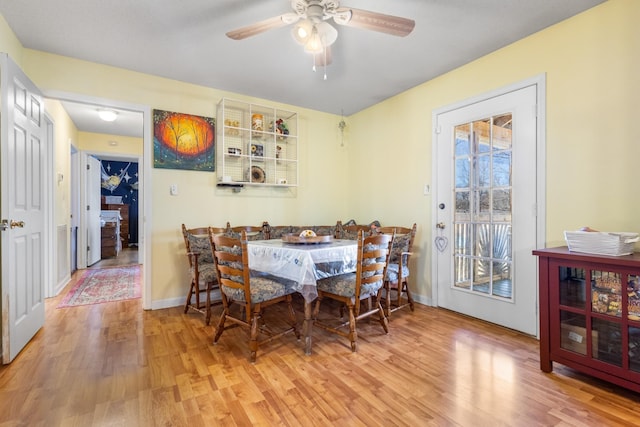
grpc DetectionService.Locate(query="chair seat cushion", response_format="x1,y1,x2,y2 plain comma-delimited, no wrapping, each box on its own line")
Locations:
191,263,218,284
221,276,293,304
385,263,410,283
317,273,383,299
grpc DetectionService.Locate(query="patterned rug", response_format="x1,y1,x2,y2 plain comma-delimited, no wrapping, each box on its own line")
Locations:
57,265,141,308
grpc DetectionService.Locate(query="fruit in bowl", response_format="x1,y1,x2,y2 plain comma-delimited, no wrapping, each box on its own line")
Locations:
299,229,316,238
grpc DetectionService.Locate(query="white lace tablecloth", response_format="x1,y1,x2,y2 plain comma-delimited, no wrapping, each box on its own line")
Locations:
247,239,358,301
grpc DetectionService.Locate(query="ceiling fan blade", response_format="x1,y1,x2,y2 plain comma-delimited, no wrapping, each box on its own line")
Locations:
336,7,415,37
226,14,293,40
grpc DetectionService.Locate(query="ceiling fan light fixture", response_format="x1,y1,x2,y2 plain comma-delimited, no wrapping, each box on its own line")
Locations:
316,21,337,46
292,19,313,44
303,26,323,53
98,109,118,122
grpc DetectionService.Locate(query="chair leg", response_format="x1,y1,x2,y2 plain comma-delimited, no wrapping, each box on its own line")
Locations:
404,279,415,311
205,281,212,326
347,303,358,352
249,305,261,363
184,279,195,313
377,301,389,334
213,303,228,344
385,281,392,318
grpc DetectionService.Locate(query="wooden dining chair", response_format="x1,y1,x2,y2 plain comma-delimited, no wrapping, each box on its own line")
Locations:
229,224,267,241
263,223,291,240
339,224,375,240
376,223,417,317
181,224,226,325
210,229,300,362
313,230,393,352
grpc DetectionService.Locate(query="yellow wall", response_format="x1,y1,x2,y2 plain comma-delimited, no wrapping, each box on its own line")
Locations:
78,132,143,155
42,99,77,250
1,0,636,305
346,0,639,300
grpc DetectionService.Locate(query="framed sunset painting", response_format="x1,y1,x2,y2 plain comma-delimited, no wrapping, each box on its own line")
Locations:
153,109,215,171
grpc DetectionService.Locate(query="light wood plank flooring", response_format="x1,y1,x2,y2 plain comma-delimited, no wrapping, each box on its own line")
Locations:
1,278,639,426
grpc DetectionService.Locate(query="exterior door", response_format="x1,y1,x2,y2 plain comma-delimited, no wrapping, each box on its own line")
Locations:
86,155,101,266
434,84,539,335
0,54,46,363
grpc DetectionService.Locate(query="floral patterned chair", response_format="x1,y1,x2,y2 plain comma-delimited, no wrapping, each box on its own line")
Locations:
376,223,417,318
312,230,393,352
181,224,226,325
210,229,300,362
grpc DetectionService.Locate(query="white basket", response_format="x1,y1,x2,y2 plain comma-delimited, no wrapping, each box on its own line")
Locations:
564,231,639,256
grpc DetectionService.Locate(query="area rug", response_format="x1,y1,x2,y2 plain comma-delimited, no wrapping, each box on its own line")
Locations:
58,265,141,308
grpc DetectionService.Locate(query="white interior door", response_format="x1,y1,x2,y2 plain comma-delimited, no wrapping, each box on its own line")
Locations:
434,84,539,335
0,54,46,363
86,155,102,266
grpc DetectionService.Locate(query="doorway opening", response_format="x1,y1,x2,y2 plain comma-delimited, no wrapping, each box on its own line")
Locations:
45,91,151,309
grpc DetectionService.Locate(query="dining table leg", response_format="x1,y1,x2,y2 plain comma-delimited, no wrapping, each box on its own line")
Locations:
303,299,313,355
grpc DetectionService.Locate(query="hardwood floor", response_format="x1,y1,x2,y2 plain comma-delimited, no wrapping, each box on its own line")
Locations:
88,247,139,269
1,283,639,426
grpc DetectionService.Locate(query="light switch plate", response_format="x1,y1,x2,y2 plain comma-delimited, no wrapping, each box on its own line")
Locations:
170,184,178,196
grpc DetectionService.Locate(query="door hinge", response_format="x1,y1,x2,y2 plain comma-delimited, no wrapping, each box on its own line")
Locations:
435,124,442,134
86,163,90,170
86,205,90,211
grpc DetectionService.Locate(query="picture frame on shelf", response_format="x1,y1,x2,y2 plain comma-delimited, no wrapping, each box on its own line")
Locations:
250,143,264,160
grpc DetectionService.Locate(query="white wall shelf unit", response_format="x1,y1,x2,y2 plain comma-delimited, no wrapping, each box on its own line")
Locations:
216,98,298,188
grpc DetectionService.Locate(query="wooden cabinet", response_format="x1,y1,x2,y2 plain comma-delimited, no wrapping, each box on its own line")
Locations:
216,98,298,188
102,203,129,248
534,247,640,393
101,224,119,258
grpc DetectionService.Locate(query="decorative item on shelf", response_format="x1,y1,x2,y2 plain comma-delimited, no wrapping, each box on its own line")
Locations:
276,145,282,159
251,114,264,138
250,143,264,159
227,147,241,156
247,166,266,183
224,118,241,135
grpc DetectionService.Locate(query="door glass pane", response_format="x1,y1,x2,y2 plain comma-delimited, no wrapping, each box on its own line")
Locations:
454,254,471,290
455,191,470,215
453,114,513,300
455,158,470,188
454,223,471,255
455,123,471,156
472,258,491,294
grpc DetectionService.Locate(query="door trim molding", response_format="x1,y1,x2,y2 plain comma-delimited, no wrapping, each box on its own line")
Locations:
430,74,546,337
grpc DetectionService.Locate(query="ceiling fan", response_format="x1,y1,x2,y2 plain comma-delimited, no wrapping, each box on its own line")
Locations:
226,0,415,67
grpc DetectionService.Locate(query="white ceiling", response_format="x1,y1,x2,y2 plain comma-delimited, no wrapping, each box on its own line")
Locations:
0,0,606,137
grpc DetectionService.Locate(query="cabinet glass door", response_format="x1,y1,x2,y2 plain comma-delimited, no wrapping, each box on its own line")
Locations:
558,266,586,309
591,271,621,317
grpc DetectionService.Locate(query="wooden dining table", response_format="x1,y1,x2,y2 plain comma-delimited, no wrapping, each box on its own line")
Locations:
246,238,358,355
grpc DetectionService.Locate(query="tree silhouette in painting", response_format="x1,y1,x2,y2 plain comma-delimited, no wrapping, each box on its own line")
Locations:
153,109,215,171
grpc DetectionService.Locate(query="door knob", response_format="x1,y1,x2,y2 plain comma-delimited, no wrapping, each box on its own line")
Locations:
436,222,446,229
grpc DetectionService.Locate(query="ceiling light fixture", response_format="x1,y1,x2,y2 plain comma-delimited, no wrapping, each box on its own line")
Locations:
98,109,118,122
292,18,337,79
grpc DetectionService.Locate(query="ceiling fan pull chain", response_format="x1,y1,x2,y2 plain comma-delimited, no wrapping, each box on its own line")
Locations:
323,47,328,80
